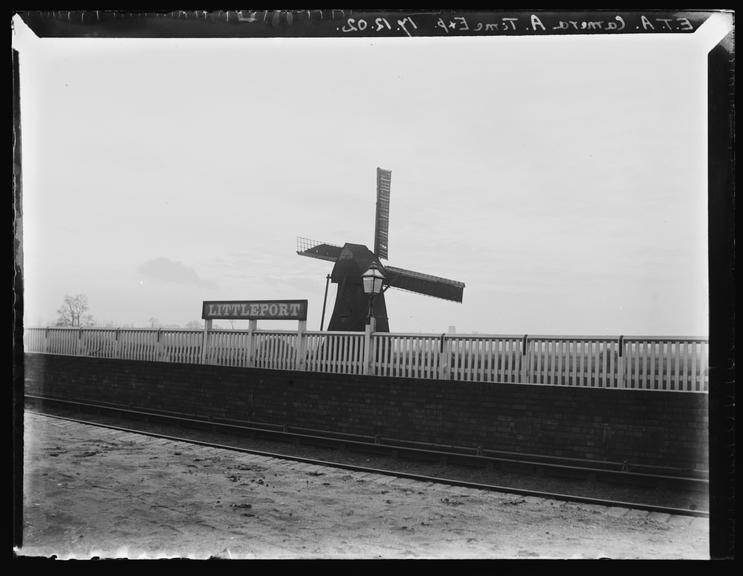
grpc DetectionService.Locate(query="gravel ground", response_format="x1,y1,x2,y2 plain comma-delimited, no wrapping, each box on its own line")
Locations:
18,411,709,559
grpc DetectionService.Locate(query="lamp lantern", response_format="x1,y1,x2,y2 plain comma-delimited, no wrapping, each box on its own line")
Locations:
361,262,385,296
361,262,385,328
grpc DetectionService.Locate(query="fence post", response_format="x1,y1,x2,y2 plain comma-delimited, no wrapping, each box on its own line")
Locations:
438,334,449,380
520,335,530,384
617,335,625,388
362,318,375,376
247,319,257,368
156,328,165,362
296,320,307,371
43,328,49,354
200,320,212,365
76,328,83,356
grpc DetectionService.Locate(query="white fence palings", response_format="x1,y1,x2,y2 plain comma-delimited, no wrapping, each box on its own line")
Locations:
303,332,363,375
23,328,708,392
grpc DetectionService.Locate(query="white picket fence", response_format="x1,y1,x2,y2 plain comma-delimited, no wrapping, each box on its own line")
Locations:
23,327,709,392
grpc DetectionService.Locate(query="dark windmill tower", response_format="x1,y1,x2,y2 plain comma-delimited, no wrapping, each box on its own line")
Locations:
297,168,465,332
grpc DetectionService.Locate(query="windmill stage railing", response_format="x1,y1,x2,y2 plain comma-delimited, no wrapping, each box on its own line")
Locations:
23,327,709,392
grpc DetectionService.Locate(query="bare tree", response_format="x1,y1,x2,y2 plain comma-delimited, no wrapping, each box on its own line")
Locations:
56,294,94,327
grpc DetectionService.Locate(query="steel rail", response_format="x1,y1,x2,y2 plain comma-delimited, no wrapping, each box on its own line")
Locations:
24,393,708,488
27,408,708,519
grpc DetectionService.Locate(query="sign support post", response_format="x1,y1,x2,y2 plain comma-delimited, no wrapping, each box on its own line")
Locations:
247,319,257,367
296,319,307,371
201,319,212,364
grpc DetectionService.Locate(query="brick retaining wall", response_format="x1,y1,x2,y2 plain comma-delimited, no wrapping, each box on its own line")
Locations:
23,353,708,471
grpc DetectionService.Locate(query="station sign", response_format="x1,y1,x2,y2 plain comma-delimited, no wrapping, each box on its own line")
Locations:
202,299,308,321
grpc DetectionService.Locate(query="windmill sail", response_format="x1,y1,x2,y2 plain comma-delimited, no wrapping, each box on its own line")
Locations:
296,168,465,332
296,237,343,262
385,265,465,302
374,167,391,260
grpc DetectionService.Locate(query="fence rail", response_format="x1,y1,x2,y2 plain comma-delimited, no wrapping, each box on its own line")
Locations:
23,327,709,392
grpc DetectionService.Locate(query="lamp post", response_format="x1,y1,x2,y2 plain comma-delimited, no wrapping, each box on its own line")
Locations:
320,274,331,331
361,261,385,331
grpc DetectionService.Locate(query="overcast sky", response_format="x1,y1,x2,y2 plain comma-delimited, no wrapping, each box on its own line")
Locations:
14,15,729,335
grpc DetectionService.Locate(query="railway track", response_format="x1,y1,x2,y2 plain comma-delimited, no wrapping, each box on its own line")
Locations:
25,394,708,518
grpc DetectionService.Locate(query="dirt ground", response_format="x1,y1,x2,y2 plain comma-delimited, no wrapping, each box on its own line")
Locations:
17,412,709,559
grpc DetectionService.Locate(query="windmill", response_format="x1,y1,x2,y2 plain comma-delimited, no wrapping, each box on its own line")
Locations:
297,168,465,332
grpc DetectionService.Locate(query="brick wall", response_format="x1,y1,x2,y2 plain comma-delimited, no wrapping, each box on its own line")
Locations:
24,353,708,471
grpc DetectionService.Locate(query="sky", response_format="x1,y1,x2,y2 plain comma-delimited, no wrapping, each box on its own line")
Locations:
13,14,729,336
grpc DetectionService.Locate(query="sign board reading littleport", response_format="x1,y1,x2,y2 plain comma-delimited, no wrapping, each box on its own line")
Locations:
202,300,308,321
